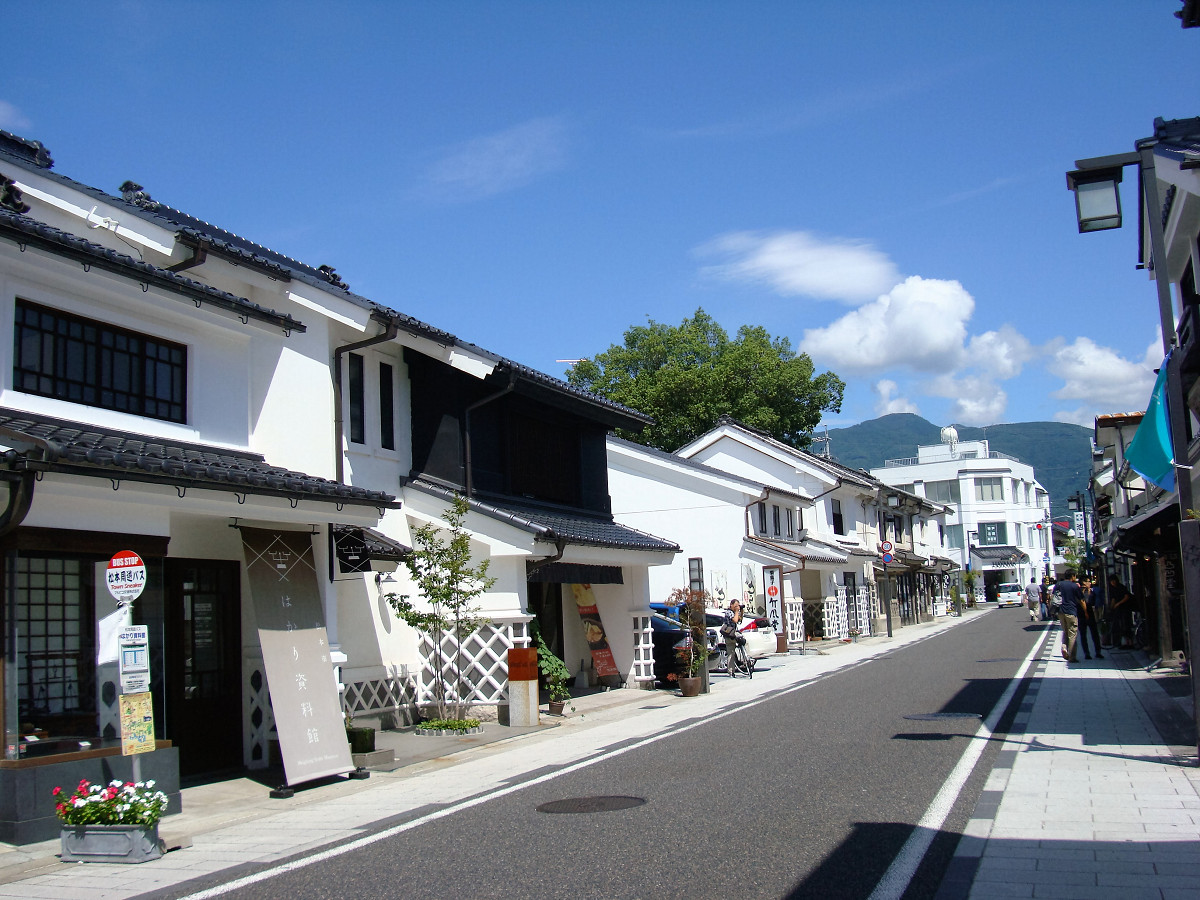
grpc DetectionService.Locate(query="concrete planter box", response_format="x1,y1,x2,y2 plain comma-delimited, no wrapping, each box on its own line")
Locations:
60,823,163,864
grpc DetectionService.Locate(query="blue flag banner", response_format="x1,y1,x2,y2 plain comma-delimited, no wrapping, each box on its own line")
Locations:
1126,353,1175,493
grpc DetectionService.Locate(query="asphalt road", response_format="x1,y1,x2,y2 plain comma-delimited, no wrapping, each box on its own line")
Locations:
182,610,1047,900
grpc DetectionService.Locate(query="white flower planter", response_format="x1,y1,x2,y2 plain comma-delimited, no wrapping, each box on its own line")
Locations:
60,823,163,864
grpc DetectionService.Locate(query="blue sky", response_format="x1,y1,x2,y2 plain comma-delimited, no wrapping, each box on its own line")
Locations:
7,2,1197,431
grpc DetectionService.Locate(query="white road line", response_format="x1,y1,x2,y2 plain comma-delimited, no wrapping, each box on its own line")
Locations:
866,630,1051,900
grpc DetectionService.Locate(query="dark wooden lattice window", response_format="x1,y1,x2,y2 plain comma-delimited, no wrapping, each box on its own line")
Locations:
15,555,97,738
13,299,186,423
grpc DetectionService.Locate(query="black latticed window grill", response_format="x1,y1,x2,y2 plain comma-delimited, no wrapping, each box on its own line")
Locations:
13,298,187,423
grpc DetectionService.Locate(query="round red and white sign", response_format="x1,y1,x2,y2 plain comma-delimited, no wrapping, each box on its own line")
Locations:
106,551,147,603
767,585,779,597
880,541,893,553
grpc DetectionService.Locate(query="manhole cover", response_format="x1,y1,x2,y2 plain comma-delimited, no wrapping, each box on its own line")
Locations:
536,796,647,814
903,712,982,721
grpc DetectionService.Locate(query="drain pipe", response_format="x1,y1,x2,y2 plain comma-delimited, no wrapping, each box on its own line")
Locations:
463,370,516,497
526,537,568,580
0,443,58,537
333,318,399,484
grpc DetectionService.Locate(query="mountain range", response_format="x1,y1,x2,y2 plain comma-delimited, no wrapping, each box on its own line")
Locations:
819,414,1093,519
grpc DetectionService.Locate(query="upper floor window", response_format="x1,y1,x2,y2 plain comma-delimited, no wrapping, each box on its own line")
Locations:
975,476,1004,502
14,299,186,423
757,502,767,535
925,479,960,504
379,361,395,451
348,352,365,444
786,507,794,539
772,504,781,537
831,498,845,535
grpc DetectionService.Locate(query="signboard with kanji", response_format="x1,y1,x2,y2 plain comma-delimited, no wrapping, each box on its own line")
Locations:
106,551,147,604
118,625,151,694
242,528,353,786
762,565,783,631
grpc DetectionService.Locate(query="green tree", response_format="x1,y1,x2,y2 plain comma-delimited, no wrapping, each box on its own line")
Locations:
566,308,844,451
385,495,495,723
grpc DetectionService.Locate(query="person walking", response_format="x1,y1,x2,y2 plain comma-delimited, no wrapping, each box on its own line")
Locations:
1039,577,1051,621
1107,575,1132,649
1055,570,1084,663
1077,576,1104,660
1024,577,1041,622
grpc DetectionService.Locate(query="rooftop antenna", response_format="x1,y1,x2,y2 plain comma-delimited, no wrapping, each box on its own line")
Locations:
940,425,959,457
811,425,831,458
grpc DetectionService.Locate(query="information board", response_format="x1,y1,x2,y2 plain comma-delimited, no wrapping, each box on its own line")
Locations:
118,625,151,694
120,692,155,756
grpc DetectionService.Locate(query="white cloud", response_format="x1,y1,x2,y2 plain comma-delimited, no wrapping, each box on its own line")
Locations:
799,275,973,372
967,326,1034,380
1047,335,1156,413
923,374,1009,425
423,117,568,202
698,230,901,303
873,379,919,416
0,101,31,132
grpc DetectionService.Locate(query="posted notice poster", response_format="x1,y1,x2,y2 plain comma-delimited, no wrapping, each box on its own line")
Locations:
570,583,623,687
120,692,155,756
242,528,353,786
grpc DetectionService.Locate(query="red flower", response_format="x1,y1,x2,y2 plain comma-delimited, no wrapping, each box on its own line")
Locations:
52,786,61,796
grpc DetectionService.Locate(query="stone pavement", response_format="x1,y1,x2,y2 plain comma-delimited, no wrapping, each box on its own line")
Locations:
937,627,1200,900
1,607,1196,899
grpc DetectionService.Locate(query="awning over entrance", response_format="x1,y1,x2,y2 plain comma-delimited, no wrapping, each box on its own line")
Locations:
1113,496,1180,553
743,535,848,566
332,525,411,573
970,545,1029,566
527,562,624,584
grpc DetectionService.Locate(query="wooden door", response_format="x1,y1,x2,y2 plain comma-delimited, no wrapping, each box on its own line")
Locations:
165,560,242,777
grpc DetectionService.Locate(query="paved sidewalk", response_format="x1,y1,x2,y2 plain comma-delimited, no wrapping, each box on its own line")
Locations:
937,628,1200,900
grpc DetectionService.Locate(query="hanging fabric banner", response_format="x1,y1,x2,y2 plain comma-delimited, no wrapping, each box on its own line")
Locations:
570,583,623,687
241,528,353,786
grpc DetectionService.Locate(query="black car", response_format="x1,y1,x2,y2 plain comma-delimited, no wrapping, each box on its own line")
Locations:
649,612,694,687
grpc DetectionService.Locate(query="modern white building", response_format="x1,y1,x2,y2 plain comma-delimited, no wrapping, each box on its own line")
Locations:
871,431,1051,597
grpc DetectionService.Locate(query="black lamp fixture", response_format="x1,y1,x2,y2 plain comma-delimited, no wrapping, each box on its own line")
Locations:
1066,160,1132,232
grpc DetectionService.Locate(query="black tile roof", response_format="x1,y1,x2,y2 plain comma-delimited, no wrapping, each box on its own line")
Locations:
0,408,397,509
0,207,305,334
0,133,648,431
406,478,678,553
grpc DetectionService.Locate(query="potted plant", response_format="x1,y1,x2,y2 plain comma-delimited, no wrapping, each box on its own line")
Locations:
529,620,575,715
344,712,376,754
53,778,169,864
668,586,710,696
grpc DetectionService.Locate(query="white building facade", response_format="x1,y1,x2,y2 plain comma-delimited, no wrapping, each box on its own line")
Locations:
871,435,1051,598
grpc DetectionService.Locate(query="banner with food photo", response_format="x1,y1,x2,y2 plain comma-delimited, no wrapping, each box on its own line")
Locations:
570,583,623,687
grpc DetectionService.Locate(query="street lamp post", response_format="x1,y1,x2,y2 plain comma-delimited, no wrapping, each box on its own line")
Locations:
1067,118,1200,761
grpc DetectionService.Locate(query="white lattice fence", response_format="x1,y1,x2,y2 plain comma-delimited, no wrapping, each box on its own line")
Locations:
824,594,849,640
343,666,417,726
416,623,513,705
785,599,805,644
631,614,654,682
851,587,873,636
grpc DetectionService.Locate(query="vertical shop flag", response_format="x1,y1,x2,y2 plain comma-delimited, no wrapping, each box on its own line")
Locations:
1126,354,1175,492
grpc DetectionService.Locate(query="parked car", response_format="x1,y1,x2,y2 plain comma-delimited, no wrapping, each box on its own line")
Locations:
995,582,1024,608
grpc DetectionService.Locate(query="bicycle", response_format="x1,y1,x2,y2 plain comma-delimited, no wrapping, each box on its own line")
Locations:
722,636,753,678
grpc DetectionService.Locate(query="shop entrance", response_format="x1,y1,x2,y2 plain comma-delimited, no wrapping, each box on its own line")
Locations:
527,581,565,662
165,559,242,777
